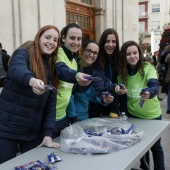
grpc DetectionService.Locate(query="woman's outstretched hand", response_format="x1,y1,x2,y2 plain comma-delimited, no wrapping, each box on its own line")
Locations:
29,78,46,95
76,73,92,86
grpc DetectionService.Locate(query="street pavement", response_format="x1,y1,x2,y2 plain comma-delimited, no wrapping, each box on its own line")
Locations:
133,90,170,170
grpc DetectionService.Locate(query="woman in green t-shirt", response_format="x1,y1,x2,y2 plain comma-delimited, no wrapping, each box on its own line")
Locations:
117,40,164,170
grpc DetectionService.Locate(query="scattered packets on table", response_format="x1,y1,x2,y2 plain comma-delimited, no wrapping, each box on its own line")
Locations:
48,152,61,164
14,152,61,170
14,160,46,170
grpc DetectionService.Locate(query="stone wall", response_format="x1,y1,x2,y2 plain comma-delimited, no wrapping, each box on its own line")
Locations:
0,0,66,55
0,0,138,55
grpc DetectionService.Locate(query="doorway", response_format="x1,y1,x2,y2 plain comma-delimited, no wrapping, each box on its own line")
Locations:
66,1,96,48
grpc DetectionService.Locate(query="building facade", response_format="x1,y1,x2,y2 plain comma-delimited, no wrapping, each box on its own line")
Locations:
139,0,170,53
0,0,138,55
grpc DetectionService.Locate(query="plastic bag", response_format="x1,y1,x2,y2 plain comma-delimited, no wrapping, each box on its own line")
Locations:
60,118,143,154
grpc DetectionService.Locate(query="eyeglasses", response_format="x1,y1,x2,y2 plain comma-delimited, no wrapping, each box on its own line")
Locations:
85,49,99,57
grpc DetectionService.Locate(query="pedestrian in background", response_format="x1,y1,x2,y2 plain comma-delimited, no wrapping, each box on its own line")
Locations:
164,53,170,113
117,40,165,170
159,43,170,93
152,51,158,68
150,51,163,101
0,25,60,164
0,43,10,87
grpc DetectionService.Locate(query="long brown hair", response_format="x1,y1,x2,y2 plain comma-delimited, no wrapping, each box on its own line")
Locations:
11,25,60,88
98,28,120,69
117,40,145,85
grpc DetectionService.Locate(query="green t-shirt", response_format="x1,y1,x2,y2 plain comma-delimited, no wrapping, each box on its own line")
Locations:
56,47,78,120
118,62,161,119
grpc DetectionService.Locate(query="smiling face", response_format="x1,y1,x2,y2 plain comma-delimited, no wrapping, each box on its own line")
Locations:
81,43,99,67
104,34,116,55
126,45,139,68
39,28,59,55
62,27,82,53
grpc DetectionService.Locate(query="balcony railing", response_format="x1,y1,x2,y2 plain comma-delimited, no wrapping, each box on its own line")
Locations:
139,12,148,18
139,29,149,35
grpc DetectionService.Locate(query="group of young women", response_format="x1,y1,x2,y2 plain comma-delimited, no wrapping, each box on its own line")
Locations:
0,23,165,170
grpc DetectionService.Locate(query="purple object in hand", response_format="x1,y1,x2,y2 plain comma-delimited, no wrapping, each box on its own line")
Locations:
139,88,149,107
84,76,102,81
102,91,111,96
44,85,57,91
119,84,125,89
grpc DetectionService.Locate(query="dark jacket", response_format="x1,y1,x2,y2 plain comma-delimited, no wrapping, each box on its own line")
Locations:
0,48,56,141
1,49,10,72
103,57,118,83
165,54,170,83
67,63,117,122
54,45,78,83
91,56,120,114
74,64,113,95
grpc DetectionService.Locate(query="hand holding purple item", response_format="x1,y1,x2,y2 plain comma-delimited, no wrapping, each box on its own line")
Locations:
84,76,102,81
139,88,149,107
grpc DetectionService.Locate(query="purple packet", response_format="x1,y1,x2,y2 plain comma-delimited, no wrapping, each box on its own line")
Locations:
44,163,57,170
32,161,47,170
121,128,126,134
44,85,57,91
14,160,44,170
140,88,148,95
102,91,111,96
139,88,148,107
140,99,145,107
47,152,61,164
84,130,103,136
84,76,102,81
125,124,135,134
119,84,125,89
84,76,93,80
92,77,102,81
107,127,122,135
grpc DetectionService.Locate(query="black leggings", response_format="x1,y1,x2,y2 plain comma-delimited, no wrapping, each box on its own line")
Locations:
0,137,42,164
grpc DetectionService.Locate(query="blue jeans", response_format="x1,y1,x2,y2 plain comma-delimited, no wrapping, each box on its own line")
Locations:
128,114,165,170
150,137,165,170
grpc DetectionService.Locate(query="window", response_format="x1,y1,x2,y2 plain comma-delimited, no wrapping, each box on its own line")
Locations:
81,0,93,5
66,14,89,29
151,4,160,12
139,21,146,33
66,1,96,43
139,5,146,17
71,0,93,5
151,21,160,30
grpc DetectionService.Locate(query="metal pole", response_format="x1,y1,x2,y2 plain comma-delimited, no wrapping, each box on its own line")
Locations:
151,30,155,55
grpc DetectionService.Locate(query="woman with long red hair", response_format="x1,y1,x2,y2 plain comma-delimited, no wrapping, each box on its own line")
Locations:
0,25,60,164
